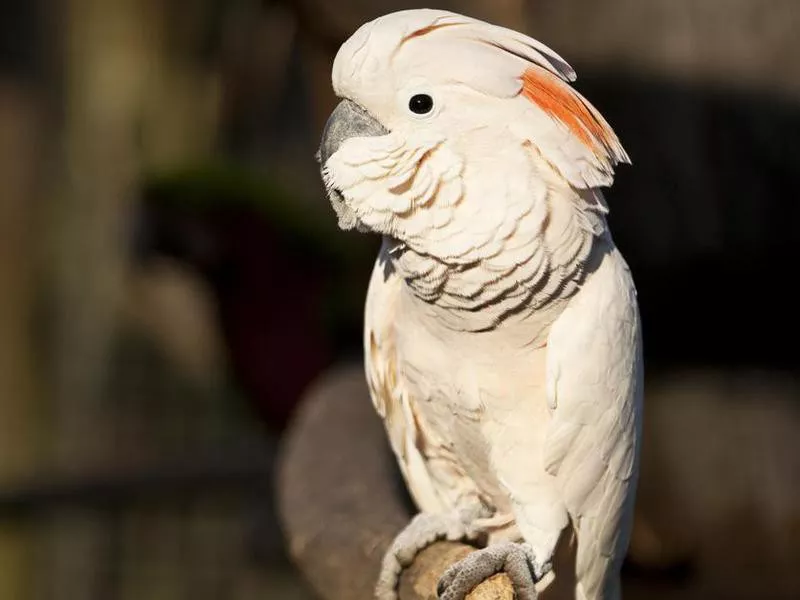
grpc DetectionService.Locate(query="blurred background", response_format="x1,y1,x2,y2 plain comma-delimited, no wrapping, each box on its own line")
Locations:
0,0,797,599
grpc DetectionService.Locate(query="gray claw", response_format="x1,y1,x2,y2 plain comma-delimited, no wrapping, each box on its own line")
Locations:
436,542,544,600
375,510,488,600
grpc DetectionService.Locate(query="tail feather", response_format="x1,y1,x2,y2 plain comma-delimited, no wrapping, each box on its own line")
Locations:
575,572,621,600
573,517,625,600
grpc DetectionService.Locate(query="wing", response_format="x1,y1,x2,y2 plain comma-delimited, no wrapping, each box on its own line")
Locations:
544,244,643,600
363,242,448,513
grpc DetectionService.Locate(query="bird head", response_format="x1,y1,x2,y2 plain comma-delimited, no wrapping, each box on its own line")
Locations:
318,9,629,263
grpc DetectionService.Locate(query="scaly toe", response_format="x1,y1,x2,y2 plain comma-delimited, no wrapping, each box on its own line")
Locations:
436,542,538,600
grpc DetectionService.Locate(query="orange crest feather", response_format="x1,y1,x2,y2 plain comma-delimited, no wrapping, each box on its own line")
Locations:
521,67,612,155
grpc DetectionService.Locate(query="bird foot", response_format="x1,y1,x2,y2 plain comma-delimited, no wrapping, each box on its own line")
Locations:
375,507,489,600
436,541,551,600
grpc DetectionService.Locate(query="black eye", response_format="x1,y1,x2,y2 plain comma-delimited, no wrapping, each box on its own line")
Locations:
408,94,434,115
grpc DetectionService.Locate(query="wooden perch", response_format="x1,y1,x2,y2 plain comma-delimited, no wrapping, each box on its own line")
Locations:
277,363,513,600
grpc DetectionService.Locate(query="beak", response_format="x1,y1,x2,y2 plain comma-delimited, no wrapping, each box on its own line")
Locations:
317,99,387,166
317,99,387,231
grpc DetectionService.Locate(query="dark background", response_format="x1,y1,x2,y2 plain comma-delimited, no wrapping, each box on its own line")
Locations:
0,1,796,598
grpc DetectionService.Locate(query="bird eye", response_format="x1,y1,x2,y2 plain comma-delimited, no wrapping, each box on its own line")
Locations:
408,94,434,115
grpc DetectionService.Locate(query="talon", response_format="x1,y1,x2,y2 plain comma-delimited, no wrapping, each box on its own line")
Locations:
436,562,459,596
436,542,548,600
376,507,489,600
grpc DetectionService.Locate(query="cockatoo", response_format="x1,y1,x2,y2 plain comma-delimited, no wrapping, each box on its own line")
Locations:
317,9,642,600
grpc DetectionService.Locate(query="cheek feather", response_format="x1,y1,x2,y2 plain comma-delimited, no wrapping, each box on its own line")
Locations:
520,66,613,156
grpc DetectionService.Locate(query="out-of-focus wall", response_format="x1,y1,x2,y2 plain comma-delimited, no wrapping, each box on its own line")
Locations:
527,0,800,99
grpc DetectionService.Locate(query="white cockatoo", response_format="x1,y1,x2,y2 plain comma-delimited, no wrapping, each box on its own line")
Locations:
317,9,643,600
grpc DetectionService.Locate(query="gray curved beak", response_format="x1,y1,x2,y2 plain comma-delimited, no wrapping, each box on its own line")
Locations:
317,99,387,166
317,99,387,230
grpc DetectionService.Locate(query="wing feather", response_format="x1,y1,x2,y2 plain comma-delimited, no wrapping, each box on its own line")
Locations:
544,245,643,600
364,243,446,513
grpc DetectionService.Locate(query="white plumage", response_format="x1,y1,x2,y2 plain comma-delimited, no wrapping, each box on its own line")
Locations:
320,9,642,600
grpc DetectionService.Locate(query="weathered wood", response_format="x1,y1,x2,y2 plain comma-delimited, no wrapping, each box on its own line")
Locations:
277,363,513,600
